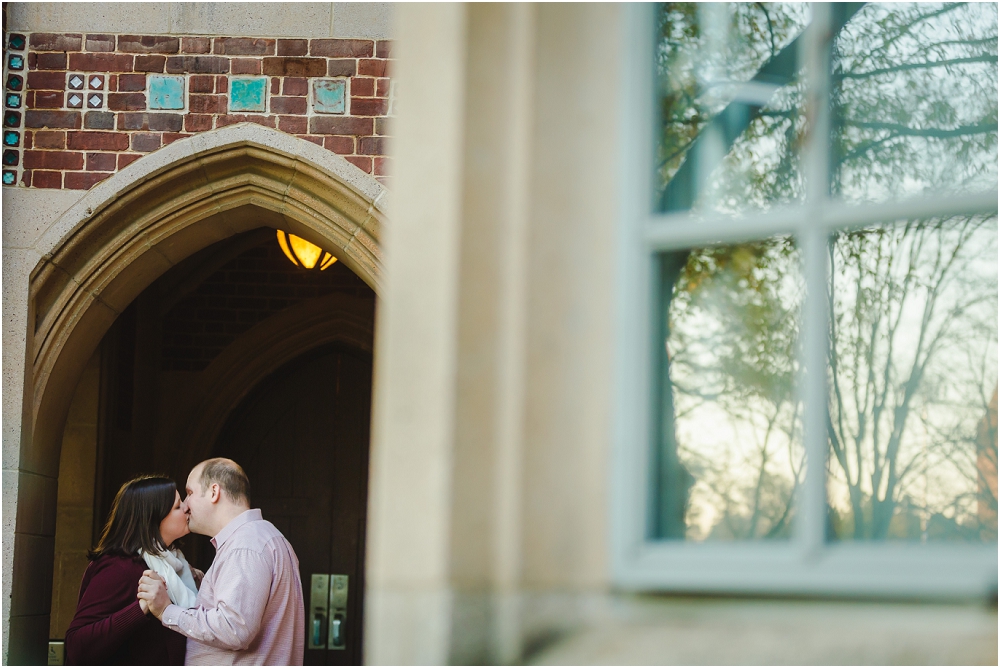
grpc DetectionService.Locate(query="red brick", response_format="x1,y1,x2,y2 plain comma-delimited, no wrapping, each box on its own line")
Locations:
302,135,324,147
216,77,229,94
118,153,142,169
310,39,373,58
25,91,35,107
230,58,261,75
32,170,62,188
27,71,66,90
131,132,161,152
376,40,393,59
376,78,391,97
68,53,136,72
84,111,115,129
108,93,146,111
189,75,215,93
86,152,117,171
135,55,166,73
67,131,130,150
358,59,388,77
189,94,227,114
25,110,81,129
351,77,374,97
323,136,354,154
23,150,84,170
65,171,112,189
86,34,116,52
216,114,276,129
350,97,388,117
277,39,307,56
29,33,82,52
162,133,190,145
282,77,307,96
270,96,306,115
119,112,183,132
118,74,146,92
166,56,230,74
374,156,391,176
345,155,373,173
270,77,280,95
214,37,275,56
34,91,63,109
327,59,357,77
35,53,67,70
20,171,31,187
108,75,118,92
181,37,211,54
309,116,372,136
261,57,326,77
118,35,180,54
359,136,387,155
277,115,307,134
184,114,214,132
33,131,65,149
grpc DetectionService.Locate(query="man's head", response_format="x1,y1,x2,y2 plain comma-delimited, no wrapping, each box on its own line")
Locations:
185,458,251,536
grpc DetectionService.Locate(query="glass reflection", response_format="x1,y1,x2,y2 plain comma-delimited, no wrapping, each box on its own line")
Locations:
827,216,998,542
832,3,999,204
654,239,804,540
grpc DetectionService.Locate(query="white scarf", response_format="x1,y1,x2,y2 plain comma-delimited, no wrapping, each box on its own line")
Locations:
140,548,200,609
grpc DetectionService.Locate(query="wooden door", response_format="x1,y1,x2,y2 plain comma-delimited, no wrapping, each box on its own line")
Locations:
213,345,372,665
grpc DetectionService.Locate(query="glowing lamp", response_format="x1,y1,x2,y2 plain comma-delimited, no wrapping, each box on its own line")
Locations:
277,230,337,270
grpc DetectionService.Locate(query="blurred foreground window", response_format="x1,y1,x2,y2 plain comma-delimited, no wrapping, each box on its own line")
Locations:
615,2,997,596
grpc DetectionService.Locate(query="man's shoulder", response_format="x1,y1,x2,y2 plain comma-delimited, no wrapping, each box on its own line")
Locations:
229,516,294,552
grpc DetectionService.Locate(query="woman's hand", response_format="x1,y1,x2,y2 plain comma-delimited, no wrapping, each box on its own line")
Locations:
138,597,149,615
191,567,205,587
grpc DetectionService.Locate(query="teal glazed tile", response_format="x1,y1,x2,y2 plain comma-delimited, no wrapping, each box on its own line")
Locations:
229,77,267,113
8,34,26,51
150,75,184,110
6,93,21,108
313,79,346,115
8,55,24,71
4,111,20,127
6,75,23,91
3,131,19,147
3,150,19,166
2,170,15,185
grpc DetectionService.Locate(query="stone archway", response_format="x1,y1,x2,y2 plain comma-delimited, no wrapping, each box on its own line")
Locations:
8,123,387,664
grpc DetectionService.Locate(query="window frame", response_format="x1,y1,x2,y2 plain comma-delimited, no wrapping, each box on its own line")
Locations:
612,2,999,598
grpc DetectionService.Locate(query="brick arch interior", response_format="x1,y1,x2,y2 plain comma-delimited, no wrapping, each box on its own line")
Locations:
9,125,386,663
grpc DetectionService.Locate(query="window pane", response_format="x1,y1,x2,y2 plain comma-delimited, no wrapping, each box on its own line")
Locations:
832,3,998,205
653,239,804,540
655,3,811,214
827,215,998,542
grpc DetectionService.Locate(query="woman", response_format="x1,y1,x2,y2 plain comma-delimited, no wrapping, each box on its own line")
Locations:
65,476,200,665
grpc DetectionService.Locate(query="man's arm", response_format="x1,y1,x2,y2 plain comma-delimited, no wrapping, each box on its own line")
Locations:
139,549,273,651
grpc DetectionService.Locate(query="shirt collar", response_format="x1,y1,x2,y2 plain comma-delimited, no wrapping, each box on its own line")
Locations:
211,508,262,549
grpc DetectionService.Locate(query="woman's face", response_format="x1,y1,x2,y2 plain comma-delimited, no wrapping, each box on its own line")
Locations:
159,490,190,546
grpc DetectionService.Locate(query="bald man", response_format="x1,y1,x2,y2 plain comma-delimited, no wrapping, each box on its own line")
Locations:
138,458,305,665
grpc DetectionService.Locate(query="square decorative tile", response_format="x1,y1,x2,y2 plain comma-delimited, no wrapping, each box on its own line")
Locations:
8,34,26,51
5,93,21,108
67,74,85,90
150,75,184,110
87,93,103,109
3,150,19,166
2,170,16,186
313,79,346,114
3,130,19,147
88,75,105,90
8,54,24,71
6,74,23,92
4,110,21,127
66,92,84,109
229,77,267,113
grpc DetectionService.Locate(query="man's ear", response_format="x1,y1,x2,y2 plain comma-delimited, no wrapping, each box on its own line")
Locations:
209,483,222,504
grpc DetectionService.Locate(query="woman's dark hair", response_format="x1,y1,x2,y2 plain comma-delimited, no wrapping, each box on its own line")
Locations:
88,476,178,561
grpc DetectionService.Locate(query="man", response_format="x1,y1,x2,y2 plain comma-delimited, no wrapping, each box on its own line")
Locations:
137,458,305,665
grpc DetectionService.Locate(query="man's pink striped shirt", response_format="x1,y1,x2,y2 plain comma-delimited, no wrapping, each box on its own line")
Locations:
161,509,305,665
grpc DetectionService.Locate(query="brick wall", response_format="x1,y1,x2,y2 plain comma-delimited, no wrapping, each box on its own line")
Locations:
3,31,393,189
162,236,373,371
